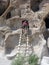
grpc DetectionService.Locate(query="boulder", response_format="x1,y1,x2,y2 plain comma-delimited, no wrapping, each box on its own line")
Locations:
41,56,49,65
39,0,49,9
6,18,22,30
31,33,49,63
0,26,11,47
4,29,22,49
47,38,49,48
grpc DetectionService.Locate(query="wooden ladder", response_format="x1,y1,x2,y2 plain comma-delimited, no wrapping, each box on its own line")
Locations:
18,34,29,56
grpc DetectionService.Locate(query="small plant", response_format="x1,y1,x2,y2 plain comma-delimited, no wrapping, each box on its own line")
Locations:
11,54,39,65
11,54,25,65
28,54,39,65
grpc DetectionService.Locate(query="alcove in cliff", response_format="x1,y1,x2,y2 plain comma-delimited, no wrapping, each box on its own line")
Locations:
30,0,43,12
0,0,11,19
44,14,49,28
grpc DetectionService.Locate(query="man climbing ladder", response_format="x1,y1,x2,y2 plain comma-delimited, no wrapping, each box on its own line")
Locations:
17,20,29,55
21,20,29,35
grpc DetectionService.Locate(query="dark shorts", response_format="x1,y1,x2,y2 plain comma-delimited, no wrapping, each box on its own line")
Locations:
22,25,29,29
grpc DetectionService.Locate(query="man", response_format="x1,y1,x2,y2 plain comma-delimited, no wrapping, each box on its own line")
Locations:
22,20,29,35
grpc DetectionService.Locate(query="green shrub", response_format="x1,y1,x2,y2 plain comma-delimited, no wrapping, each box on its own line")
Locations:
11,54,39,65
28,54,39,65
11,55,24,65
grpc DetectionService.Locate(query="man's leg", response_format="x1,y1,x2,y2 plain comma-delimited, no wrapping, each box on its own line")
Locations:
22,26,25,35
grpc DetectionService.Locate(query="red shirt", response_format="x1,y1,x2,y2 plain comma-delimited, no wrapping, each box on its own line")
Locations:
22,21,29,26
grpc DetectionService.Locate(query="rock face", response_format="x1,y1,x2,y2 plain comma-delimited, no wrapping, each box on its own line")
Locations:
0,0,49,64
4,28,48,60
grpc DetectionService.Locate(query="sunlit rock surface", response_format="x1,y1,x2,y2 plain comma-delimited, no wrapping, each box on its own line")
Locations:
0,0,49,65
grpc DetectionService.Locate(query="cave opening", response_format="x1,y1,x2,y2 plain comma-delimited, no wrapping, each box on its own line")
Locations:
0,0,11,19
44,15,49,29
6,12,11,19
30,0,43,12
